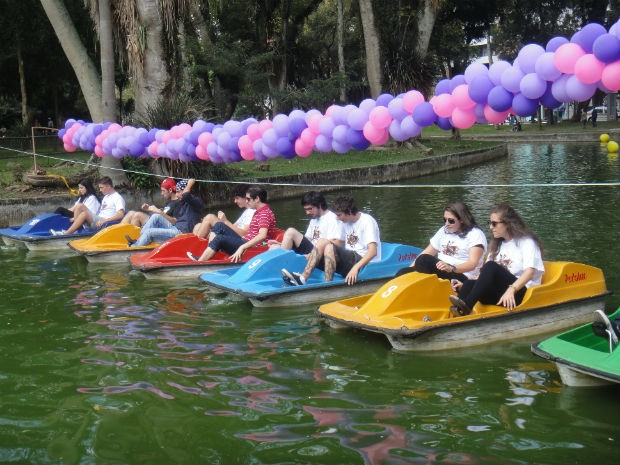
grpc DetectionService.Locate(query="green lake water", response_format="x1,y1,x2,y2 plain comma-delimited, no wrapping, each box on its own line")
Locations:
1,142,619,464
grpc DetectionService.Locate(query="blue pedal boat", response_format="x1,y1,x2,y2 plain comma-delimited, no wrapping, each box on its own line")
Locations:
199,242,422,307
0,213,94,251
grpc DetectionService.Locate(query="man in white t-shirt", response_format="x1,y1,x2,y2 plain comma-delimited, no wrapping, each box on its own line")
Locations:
282,196,381,286
52,176,125,235
193,185,255,239
270,191,344,255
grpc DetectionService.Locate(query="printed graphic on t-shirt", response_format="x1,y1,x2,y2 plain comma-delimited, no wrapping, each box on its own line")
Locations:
312,226,321,241
442,240,458,256
347,232,359,246
496,253,513,270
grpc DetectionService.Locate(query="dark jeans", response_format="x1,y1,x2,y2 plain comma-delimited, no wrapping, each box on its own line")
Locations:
458,261,526,309
208,221,247,255
395,253,467,282
54,207,73,218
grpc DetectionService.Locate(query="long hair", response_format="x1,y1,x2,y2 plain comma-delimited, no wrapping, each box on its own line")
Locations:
77,178,98,203
444,200,478,235
488,204,544,260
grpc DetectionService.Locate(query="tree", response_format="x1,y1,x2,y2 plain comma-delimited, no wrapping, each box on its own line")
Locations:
357,0,382,98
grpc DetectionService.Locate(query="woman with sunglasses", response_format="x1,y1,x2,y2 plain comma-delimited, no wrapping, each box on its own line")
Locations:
449,203,544,317
396,200,486,282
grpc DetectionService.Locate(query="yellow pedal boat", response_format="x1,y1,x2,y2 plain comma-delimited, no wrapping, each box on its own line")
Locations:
316,261,610,351
68,224,157,263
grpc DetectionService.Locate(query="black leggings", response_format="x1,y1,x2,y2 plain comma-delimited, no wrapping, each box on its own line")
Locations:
54,206,73,218
395,253,467,282
458,261,526,309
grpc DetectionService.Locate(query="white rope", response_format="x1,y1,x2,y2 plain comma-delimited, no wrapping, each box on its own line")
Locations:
2,144,620,189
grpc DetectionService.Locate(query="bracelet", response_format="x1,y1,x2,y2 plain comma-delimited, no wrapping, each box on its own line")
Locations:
451,265,456,272
509,284,518,291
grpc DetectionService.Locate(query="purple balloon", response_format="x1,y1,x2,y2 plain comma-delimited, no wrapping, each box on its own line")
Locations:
272,114,290,137
517,44,545,74
546,36,569,52
572,23,607,54
464,63,488,83
375,93,394,107
388,98,408,120
540,83,561,109
359,99,376,113
276,137,295,158
262,128,278,149
468,75,494,104
315,134,332,152
449,75,466,92
332,125,349,144
347,108,369,131
318,117,335,137
435,79,452,95
512,93,539,116
289,117,307,137
436,117,453,131
534,52,561,81
474,104,487,124
501,66,525,93
520,73,547,99
593,33,620,63
389,120,407,141
488,61,511,86
412,102,437,127
565,75,597,102
400,116,422,138
551,75,571,103
488,86,514,112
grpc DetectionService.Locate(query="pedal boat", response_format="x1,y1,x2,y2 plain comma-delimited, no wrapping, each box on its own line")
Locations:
199,243,422,308
128,233,277,280
0,213,93,251
316,261,609,351
68,223,156,263
531,307,620,387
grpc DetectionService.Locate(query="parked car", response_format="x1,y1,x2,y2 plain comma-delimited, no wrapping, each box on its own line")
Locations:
586,106,617,122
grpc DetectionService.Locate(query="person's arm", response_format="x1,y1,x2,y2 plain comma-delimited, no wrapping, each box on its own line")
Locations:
230,227,268,262
144,203,176,224
497,267,535,311
219,211,249,236
438,244,484,274
411,244,438,267
345,242,377,285
97,209,125,227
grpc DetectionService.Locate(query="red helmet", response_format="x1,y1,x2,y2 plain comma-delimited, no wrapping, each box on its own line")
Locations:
161,178,176,191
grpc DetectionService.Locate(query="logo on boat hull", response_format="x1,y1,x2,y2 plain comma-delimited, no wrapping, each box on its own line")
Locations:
564,272,587,283
397,253,418,262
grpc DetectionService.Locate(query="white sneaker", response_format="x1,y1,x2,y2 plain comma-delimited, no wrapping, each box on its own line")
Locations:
186,251,198,262
593,310,619,349
49,229,66,236
281,268,305,286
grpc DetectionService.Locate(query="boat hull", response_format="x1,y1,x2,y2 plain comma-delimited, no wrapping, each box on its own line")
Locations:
531,307,620,387
0,213,93,251
201,243,423,307
317,261,610,351
129,233,276,280
69,224,155,263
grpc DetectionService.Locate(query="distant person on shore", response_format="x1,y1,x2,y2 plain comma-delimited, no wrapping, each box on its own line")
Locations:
121,177,178,227
129,179,203,247
395,200,486,282
268,190,344,255
192,185,254,239
581,110,587,128
591,107,598,127
187,185,277,263
54,178,100,220
50,176,125,235
448,204,544,317
281,195,380,286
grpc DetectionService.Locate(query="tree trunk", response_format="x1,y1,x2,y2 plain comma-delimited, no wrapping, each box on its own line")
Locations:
16,40,29,126
134,0,168,116
415,0,440,60
358,0,382,98
337,0,346,103
98,0,116,122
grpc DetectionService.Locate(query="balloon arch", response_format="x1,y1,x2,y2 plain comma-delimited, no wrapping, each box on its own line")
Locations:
59,20,620,164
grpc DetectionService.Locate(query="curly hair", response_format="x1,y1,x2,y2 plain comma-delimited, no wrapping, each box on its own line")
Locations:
488,203,544,260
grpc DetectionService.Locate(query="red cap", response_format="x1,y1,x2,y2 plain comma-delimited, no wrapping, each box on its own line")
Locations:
161,178,176,191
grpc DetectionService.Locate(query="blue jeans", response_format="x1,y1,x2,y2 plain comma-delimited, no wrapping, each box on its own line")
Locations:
208,222,247,255
133,214,180,246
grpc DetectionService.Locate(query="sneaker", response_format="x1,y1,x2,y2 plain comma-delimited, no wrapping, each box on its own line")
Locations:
125,234,136,246
186,251,199,262
449,295,472,316
49,229,66,236
281,268,305,286
593,310,619,348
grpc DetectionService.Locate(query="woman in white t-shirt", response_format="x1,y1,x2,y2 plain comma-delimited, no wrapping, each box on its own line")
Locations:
450,204,545,316
54,178,100,219
396,201,487,281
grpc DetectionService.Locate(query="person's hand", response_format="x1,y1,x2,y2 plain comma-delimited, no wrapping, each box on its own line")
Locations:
217,211,227,221
345,266,360,285
436,261,453,272
450,279,463,292
141,203,150,211
497,286,517,311
229,247,244,263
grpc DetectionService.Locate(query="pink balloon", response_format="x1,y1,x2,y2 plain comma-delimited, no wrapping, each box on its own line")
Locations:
483,105,509,124
368,106,392,129
306,113,323,134
196,144,210,161
197,132,213,147
94,145,104,157
247,123,262,140
300,127,317,146
451,84,476,110
451,107,476,129
294,139,312,157
553,42,586,74
574,54,606,84
402,90,425,113
362,121,388,145
601,61,620,91
258,119,273,134
431,93,455,118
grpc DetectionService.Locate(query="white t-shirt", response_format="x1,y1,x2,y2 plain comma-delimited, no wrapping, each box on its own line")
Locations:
74,195,100,218
235,208,255,229
343,212,381,262
98,191,125,219
305,210,344,244
489,237,545,287
430,226,487,279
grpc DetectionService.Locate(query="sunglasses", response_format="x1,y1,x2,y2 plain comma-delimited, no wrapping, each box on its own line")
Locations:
245,197,253,201
443,217,456,225
489,220,504,227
